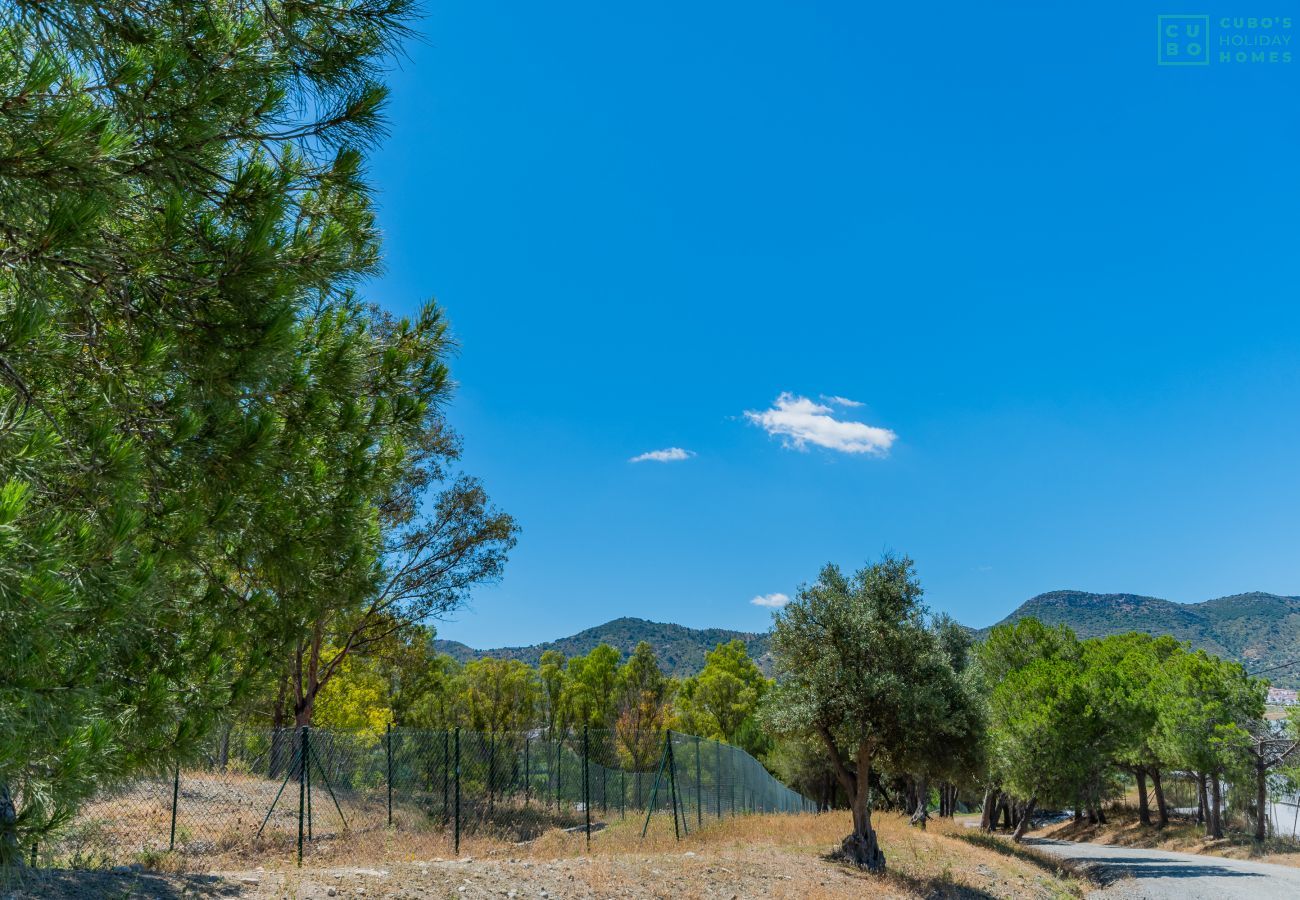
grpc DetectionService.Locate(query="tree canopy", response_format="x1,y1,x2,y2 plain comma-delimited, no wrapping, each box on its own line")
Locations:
0,0,522,860
762,555,977,870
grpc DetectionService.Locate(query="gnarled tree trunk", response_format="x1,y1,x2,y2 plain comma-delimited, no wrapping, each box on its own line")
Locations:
818,728,885,871
980,787,997,831
1012,796,1037,842
910,776,929,829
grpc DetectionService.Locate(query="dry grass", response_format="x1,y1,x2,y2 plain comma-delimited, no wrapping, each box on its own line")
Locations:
1037,807,1300,868
17,810,1090,899
308,810,1085,898
47,769,598,875
36,770,1087,898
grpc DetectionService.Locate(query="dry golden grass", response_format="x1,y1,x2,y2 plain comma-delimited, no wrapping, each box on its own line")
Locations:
50,770,588,872
42,770,1087,898
436,810,1088,898
24,809,1089,898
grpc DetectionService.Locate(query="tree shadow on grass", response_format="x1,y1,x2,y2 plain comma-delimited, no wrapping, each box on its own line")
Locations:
820,849,1003,899
953,830,1094,885
4,868,242,899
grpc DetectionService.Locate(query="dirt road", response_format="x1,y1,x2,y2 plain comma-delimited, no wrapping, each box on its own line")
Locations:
1028,836,1300,899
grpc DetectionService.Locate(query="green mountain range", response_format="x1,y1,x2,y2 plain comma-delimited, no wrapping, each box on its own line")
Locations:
984,590,1300,687
436,591,1300,686
433,617,772,676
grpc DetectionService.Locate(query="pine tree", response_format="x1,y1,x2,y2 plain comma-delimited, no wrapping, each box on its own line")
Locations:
0,0,426,860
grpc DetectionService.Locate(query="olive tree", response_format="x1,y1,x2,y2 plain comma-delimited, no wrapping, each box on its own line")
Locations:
761,556,974,871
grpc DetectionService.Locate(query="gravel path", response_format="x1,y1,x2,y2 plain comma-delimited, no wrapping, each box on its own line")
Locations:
1027,836,1300,899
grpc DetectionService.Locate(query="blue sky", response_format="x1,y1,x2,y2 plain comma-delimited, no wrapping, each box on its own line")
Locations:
365,1,1300,649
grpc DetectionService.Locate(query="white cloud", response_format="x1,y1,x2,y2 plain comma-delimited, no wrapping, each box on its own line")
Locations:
750,592,791,608
744,392,897,456
821,394,864,408
629,447,695,463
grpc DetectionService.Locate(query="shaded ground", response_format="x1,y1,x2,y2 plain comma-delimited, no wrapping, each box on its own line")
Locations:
6,812,1086,899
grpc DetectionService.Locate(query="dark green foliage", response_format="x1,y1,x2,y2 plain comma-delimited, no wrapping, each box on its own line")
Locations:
978,616,1270,840
0,0,450,857
760,555,980,870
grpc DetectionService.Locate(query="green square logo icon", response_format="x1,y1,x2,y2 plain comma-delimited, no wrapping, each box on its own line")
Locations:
1158,15,1210,65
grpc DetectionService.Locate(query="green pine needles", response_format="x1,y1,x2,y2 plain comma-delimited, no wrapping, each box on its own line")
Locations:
0,0,515,864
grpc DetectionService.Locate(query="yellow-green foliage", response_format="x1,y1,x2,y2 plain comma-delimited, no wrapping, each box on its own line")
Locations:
314,651,392,734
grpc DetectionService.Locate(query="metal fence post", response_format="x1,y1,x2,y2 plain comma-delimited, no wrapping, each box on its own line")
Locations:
715,741,722,819
488,731,496,811
640,732,672,838
694,734,702,829
306,730,312,840
453,727,461,856
524,737,531,806
667,735,682,840
386,722,394,827
620,769,625,819
583,725,591,850
169,761,180,851
297,726,307,868
556,739,562,809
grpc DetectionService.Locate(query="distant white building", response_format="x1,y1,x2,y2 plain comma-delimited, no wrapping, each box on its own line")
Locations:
1267,687,1298,706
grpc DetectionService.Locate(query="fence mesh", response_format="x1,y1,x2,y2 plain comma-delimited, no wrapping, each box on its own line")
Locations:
39,727,813,870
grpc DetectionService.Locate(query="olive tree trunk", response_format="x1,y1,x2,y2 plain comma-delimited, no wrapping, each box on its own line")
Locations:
910,776,929,829
979,788,997,831
1012,796,1037,842
819,730,885,871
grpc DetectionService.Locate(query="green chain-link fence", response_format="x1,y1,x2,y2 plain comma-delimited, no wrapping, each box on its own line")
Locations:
39,726,812,870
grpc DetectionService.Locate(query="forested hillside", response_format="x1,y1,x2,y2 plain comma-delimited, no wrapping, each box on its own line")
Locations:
434,617,772,675
444,591,1300,685
986,590,1300,686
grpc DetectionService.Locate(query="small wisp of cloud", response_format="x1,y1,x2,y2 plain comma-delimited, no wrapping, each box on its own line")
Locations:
820,394,863,408
629,447,695,463
744,392,897,456
750,592,790,608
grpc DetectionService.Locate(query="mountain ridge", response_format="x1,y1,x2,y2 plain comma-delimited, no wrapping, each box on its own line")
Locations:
984,590,1300,686
436,591,1300,687
433,616,773,676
